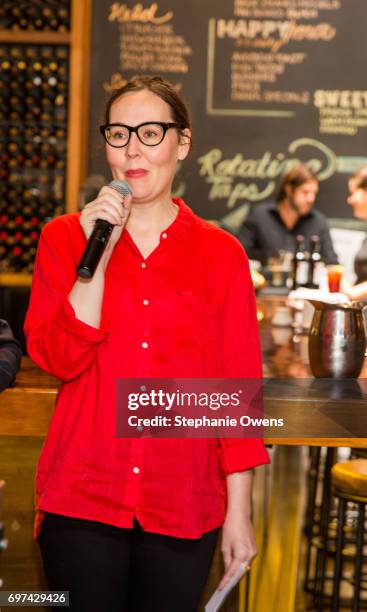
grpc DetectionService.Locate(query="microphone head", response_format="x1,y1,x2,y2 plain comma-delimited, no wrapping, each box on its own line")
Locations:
109,179,132,197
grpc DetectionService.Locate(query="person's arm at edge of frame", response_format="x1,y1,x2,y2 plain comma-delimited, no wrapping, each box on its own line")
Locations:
0,319,22,392
341,278,367,301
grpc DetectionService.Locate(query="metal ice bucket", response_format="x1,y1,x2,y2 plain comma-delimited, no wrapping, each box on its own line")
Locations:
308,300,366,378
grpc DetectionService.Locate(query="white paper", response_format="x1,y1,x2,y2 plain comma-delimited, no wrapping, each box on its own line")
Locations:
204,564,249,612
287,288,349,305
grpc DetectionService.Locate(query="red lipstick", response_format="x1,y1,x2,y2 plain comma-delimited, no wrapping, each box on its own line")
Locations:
126,169,148,178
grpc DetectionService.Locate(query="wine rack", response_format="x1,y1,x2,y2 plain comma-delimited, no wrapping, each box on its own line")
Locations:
1,43,68,273
0,0,90,282
0,1,71,32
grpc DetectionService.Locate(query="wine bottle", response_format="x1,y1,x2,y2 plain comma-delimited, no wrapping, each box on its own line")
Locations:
308,235,323,289
293,235,310,289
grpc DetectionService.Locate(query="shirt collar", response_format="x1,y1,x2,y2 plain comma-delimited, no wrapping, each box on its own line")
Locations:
269,201,316,221
168,198,196,242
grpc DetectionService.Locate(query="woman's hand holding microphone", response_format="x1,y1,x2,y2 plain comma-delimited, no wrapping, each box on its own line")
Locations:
78,182,132,275
70,183,132,328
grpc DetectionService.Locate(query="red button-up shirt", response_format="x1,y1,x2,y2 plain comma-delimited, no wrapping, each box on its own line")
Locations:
25,199,269,539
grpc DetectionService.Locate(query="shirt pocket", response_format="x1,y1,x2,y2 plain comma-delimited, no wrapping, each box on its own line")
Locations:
161,289,221,353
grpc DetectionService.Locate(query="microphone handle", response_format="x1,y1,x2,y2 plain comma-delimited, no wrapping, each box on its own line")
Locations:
76,220,114,279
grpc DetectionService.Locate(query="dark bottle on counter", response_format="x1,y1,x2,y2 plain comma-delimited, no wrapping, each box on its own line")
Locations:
308,235,322,289
293,235,310,289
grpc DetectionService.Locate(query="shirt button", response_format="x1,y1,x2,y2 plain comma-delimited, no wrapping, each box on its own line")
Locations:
133,467,140,474
141,262,147,269
143,299,149,306
140,385,147,391
162,232,167,239
141,341,149,349
137,425,144,432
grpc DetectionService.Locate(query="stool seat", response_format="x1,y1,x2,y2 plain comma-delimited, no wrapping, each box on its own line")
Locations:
332,459,367,501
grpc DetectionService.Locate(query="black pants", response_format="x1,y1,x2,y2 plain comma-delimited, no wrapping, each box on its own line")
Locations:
39,513,219,612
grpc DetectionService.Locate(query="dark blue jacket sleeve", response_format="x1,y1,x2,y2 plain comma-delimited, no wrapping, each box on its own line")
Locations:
0,319,22,392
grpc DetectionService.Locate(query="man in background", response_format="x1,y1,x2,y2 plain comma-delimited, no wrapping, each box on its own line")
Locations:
237,164,338,265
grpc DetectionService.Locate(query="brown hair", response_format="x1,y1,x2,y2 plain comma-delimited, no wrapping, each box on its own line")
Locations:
277,163,318,202
104,75,192,147
351,166,367,191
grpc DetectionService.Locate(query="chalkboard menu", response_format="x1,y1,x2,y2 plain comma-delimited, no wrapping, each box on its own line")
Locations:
88,0,367,221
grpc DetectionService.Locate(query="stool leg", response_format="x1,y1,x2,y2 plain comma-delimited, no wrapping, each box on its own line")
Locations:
304,447,322,593
315,448,335,609
305,447,322,536
331,497,346,612
352,502,365,612
244,571,251,612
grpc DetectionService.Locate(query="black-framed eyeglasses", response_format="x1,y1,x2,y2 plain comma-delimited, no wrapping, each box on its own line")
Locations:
99,121,180,148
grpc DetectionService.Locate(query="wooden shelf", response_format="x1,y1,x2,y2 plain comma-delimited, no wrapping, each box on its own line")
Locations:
0,29,71,44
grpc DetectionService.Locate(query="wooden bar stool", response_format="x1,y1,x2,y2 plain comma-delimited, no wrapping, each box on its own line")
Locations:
329,459,367,611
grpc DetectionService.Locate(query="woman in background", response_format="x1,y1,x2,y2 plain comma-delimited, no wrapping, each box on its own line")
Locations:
342,167,367,300
25,75,269,612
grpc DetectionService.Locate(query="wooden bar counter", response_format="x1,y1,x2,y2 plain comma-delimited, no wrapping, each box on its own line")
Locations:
1,297,366,447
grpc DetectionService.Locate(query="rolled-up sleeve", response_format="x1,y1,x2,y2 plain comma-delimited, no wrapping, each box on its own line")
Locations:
219,439,270,474
24,217,108,381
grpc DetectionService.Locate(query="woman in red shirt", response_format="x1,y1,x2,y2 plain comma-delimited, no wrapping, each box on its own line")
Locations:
25,75,269,612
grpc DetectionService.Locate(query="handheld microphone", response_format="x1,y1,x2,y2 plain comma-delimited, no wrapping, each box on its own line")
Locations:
76,179,132,279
